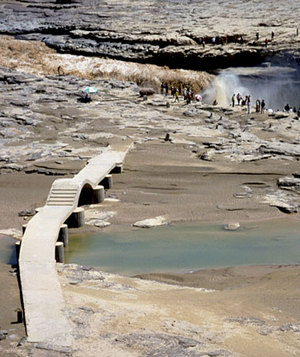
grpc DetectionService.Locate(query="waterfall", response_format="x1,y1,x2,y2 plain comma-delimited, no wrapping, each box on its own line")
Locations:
202,72,249,106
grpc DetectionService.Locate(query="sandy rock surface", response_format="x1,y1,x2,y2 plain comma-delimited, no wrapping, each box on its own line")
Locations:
56,263,300,357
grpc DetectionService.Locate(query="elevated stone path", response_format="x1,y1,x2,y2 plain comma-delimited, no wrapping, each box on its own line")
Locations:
19,147,128,348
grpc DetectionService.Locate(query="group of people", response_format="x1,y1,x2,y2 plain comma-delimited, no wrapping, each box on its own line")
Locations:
161,83,181,98
161,83,202,105
232,93,266,114
256,31,274,47
284,104,300,117
199,30,279,49
200,34,246,47
255,98,266,113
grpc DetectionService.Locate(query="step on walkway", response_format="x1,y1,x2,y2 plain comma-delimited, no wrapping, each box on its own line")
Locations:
19,147,129,348
47,188,78,206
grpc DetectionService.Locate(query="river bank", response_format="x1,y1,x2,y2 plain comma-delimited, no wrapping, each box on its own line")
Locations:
2,259,300,356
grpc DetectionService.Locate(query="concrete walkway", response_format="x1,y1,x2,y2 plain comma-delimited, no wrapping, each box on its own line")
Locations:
19,147,128,348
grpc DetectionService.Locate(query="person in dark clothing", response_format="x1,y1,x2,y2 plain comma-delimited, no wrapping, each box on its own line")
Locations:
284,103,290,112
261,99,265,113
256,99,261,112
57,66,64,76
171,86,176,97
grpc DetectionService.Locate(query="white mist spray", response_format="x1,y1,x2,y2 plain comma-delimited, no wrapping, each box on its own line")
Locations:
201,72,249,106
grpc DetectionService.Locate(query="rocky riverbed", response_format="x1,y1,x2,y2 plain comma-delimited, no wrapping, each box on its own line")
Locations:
1,60,300,232
2,54,300,356
1,0,300,69
1,1,300,356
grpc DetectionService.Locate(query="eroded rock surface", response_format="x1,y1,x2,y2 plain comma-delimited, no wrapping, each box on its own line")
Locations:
1,0,300,69
55,263,300,357
2,62,300,226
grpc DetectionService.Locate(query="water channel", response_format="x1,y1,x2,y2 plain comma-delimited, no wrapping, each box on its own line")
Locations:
63,218,300,275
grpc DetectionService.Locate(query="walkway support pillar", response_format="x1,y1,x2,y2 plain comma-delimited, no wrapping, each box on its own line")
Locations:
58,224,69,247
15,241,21,261
110,164,123,174
55,242,64,263
93,185,105,203
65,207,85,228
22,224,27,234
100,174,113,189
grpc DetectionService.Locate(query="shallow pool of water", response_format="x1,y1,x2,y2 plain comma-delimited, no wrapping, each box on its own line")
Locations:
0,236,18,266
65,219,300,275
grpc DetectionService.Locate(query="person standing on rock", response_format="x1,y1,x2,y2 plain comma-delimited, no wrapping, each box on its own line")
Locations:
171,86,175,98
261,99,265,113
256,99,261,112
232,94,235,107
186,89,193,104
165,83,169,96
57,66,64,76
174,89,179,103
265,38,268,47
246,96,251,114
161,83,165,95
271,31,274,40
237,93,242,106
256,32,259,41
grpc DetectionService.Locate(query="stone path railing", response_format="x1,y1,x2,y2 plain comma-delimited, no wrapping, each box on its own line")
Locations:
19,147,128,348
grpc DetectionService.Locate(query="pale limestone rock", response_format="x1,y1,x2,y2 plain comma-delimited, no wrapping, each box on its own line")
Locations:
0,228,22,239
133,216,168,228
223,222,240,231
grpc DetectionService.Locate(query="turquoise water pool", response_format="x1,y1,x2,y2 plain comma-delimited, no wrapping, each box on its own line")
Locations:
65,219,300,275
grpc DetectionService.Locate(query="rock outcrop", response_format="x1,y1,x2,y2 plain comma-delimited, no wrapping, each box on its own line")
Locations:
1,0,300,70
